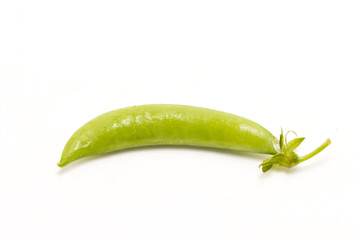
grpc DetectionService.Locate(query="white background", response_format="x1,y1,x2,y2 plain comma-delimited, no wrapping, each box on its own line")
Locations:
0,1,359,239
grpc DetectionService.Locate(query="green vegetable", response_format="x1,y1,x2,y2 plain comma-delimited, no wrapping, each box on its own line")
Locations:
58,104,330,172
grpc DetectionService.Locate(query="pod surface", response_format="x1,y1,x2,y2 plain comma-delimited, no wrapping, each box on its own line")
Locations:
58,104,277,167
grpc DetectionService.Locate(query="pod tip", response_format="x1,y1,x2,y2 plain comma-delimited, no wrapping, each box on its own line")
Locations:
57,162,64,168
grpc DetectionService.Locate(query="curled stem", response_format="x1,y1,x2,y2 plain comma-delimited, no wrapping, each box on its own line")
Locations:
285,130,297,145
299,138,331,163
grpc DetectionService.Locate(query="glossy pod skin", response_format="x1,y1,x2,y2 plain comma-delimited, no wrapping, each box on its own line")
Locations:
58,104,277,167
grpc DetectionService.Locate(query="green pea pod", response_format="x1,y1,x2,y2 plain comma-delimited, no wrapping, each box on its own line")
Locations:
58,104,331,172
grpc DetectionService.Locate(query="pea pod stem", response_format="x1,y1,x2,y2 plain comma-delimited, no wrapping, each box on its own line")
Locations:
299,138,331,163
259,134,331,172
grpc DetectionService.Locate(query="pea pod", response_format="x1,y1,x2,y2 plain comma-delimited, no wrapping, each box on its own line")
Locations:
58,104,331,172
